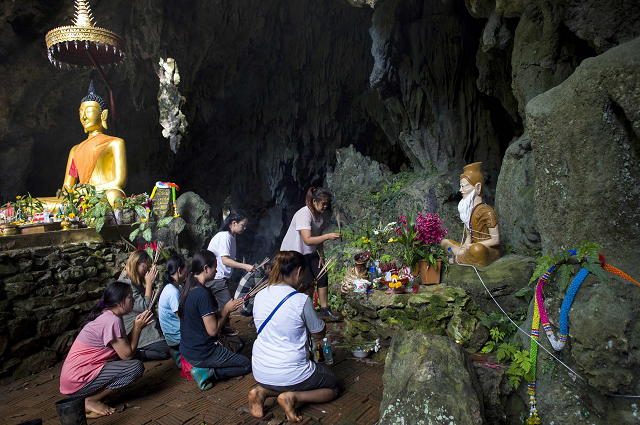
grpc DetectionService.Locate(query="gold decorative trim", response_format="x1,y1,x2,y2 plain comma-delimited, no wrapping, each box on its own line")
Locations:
45,0,125,67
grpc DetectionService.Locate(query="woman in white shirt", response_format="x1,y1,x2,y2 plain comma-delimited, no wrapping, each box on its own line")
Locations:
280,188,340,319
207,210,256,335
249,251,339,422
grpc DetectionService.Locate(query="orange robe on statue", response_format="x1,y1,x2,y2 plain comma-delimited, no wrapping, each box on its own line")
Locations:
68,134,118,184
451,203,501,266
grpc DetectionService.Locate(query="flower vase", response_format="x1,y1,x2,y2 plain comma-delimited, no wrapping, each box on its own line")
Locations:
417,259,442,285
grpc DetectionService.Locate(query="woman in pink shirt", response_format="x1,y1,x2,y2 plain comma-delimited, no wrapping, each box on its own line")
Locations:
60,281,153,416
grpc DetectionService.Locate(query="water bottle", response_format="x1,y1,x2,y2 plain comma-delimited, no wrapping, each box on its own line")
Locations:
368,260,376,275
323,338,334,365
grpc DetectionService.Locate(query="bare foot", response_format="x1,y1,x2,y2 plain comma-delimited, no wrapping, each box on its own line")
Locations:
85,399,116,416
277,392,302,423
248,387,267,418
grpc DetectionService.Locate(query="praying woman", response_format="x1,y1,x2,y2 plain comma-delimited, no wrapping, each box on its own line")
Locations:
60,281,153,416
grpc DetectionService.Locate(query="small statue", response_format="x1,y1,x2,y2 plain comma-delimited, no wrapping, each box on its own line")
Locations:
40,81,127,211
340,251,370,294
440,162,500,267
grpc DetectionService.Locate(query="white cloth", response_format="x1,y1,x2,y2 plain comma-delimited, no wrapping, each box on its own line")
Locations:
252,284,325,386
208,231,236,279
280,206,323,255
458,189,475,228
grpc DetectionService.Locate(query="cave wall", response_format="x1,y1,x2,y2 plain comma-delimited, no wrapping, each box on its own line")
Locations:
0,0,394,260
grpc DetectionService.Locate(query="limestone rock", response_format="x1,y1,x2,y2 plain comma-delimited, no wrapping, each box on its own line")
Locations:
379,332,484,424
442,255,534,315
494,133,541,255
527,37,640,279
13,349,57,378
563,0,640,54
368,0,503,176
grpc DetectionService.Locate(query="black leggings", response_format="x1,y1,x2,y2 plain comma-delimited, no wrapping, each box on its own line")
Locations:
304,252,328,289
135,340,172,361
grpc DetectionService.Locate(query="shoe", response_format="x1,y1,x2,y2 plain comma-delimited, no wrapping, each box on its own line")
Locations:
172,350,182,369
222,326,239,336
190,367,214,390
318,307,339,320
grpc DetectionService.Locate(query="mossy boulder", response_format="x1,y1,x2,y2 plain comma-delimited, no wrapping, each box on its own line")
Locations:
442,254,535,314
379,332,484,425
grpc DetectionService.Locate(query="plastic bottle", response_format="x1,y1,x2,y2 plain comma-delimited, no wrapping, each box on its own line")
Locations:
323,338,334,365
315,343,324,363
368,260,376,275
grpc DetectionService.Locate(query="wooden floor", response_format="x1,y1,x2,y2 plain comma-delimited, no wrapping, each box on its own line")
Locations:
0,315,383,425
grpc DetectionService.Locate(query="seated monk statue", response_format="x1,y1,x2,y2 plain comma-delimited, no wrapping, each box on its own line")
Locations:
440,162,500,267
40,81,126,212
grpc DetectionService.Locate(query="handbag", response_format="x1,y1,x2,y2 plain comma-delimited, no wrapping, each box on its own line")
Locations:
217,333,244,353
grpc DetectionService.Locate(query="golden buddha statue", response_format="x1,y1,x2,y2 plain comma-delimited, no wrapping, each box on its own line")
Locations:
440,162,501,267
41,81,127,211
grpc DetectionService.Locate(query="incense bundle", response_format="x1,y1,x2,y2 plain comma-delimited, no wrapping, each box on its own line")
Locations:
315,257,336,282
244,276,268,300
152,241,163,265
147,284,162,311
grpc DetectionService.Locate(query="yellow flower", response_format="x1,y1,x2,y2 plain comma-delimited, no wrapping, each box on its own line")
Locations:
16,196,21,200
388,238,396,243
68,213,76,219
363,238,371,244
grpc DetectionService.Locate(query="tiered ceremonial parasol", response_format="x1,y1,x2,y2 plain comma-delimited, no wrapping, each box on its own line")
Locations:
45,0,126,135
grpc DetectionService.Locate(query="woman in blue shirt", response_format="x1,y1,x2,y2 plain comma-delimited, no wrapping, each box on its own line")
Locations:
158,256,187,354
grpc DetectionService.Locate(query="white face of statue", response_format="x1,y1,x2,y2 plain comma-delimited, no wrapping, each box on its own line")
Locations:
460,178,475,199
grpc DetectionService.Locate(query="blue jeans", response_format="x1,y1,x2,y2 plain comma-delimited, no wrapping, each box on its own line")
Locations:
187,343,251,380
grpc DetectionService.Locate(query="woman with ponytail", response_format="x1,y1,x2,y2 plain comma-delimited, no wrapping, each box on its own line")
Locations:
207,209,256,336
158,256,187,352
249,251,338,422
121,250,171,361
178,250,251,382
280,187,341,319
60,282,153,417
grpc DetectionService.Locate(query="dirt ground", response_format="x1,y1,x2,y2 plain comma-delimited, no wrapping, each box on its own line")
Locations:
0,314,383,425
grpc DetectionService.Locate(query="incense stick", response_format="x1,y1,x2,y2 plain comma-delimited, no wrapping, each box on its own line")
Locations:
153,241,163,265
245,276,268,300
147,284,162,311
315,257,336,282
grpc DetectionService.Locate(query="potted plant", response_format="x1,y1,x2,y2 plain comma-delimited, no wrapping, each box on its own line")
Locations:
394,210,448,285
114,193,149,224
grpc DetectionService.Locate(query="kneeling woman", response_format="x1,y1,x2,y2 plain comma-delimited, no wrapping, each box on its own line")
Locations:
122,250,172,360
249,251,339,422
178,250,251,381
60,282,154,416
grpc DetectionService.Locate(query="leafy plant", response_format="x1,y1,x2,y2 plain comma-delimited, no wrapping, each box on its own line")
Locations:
540,358,558,377
327,292,345,312
115,193,149,210
528,241,606,289
79,186,115,233
129,205,174,244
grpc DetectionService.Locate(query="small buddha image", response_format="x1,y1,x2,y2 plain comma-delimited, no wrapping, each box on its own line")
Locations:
40,81,127,211
440,162,501,267
341,251,370,293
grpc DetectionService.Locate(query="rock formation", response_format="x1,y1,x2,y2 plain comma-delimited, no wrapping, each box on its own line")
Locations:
379,332,484,425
